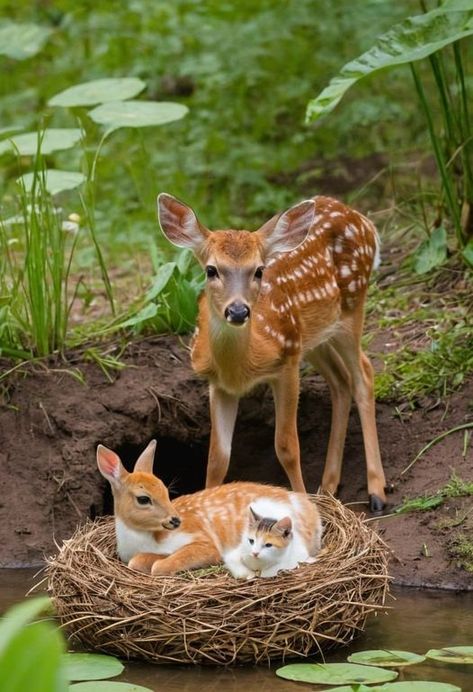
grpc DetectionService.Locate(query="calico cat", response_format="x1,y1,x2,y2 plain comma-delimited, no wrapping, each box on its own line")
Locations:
97,440,322,578
223,500,322,579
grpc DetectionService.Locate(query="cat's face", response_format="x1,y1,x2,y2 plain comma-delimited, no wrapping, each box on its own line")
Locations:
241,507,292,570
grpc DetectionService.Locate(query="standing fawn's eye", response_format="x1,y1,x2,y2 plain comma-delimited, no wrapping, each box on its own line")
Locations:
136,495,152,505
264,542,273,548
248,538,254,545
254,266,264,279
206,265,219,279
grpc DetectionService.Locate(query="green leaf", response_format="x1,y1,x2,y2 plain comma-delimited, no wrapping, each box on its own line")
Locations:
462,239,473,267
0,126,24,138
145,262,177,301
0,21,52,60
348,650,425,667
0,620,66,692
48,78,146,107
306,8,473,123
0,129,83,156
119,302,158,329
413,226,448,274
17,169,86,196
275,662,398,685
70,682,153,691
426,645,473,663
88,100,189,130
0,596,53,656
319,683,461,692
62,653,124,681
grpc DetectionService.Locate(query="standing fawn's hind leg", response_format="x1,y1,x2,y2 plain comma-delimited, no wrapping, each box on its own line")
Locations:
306,344,352,496
150,542,221,576
271,362,306,493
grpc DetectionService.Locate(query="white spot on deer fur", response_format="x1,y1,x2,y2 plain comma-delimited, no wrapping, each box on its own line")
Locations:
351,259,357,271
285,339,293,348
256,313,264,321
348,280,357,292
339,265,351,278
330,211,343,218
298,292,307,304
323,222,332,229
334,241,343,254
345,226,356,239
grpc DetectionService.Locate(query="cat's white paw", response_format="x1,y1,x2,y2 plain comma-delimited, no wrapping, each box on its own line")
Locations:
304,556,317,564
246,573,256,581
229,564,255,580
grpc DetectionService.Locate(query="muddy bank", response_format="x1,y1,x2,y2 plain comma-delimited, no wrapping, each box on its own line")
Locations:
0,335,471,590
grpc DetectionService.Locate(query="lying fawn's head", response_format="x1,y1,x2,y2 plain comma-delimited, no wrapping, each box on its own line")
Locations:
96,440,181,532
158,193,316,327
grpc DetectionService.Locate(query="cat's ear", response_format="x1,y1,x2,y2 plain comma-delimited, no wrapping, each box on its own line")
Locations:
249,506,261,525
275,516,292,537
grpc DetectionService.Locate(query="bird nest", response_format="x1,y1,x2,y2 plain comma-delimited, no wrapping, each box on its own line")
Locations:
45,495,391,665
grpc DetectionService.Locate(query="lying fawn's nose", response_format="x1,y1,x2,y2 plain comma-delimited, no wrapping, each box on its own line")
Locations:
224,302,250,324
170,516,181,528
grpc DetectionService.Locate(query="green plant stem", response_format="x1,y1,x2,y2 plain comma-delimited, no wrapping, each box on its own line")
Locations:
401,422,473,476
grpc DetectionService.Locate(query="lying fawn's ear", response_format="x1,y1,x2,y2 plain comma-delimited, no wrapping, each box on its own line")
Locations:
256,199,315,258
134,439,157,474
275,516,292,537
96,445,127,489
249,506,261,525
157,193,209,251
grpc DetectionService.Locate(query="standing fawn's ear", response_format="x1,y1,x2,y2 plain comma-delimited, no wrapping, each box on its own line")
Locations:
256,199,315,258
96,445,127,489
249,506,262,526
134,439,157,474
275,516,292,537
157,193,209,252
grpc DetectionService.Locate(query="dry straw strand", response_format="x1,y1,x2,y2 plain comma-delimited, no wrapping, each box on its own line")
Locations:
45,494,391,665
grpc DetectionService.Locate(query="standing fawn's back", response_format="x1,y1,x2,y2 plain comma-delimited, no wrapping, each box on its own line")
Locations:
97,440,322,577
158,194,387,512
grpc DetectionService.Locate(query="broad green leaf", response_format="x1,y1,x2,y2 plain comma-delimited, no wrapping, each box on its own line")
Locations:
0,21,52,60
119,302,158,329
88,100,188,130
0,129,83,156
414,226,448,274
0,620,66,692
145,262,177,301
275,662,398,685
348,650,425,667
0,126,24,138
320,683,460,692
70,682,153,691
17,169,86,196
426,645,473,663
462,239,473,267
62,653,124,681
0,596,52,655
49,78,146,107
306,8,473,123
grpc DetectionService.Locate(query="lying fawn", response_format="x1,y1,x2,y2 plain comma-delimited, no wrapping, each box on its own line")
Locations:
158,194,387,512
97,440,322,577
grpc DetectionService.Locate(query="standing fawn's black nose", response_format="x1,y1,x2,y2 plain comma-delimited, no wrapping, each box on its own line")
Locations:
224,302,250,324
170,516,181,528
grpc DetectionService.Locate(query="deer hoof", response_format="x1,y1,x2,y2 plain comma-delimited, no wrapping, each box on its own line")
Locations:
369,494,386,514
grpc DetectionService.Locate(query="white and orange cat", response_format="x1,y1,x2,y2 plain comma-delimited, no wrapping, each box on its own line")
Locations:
97,440,322,578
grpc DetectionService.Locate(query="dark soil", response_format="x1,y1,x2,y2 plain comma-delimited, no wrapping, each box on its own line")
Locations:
0,334,471,590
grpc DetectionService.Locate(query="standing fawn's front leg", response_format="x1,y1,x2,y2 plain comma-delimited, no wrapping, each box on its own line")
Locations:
206,384,239,487
271,362,306,493
150,542,221,576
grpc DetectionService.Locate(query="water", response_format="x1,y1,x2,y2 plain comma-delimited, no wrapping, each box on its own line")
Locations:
1,569,472,691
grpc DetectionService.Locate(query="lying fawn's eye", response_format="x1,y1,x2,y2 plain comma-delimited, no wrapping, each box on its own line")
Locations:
137,495,151,505
206,265,219,279
254,266,264,279
248,538,254,545
264,542,273,548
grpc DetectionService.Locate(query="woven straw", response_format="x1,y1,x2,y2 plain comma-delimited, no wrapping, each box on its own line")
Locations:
45,495,391,665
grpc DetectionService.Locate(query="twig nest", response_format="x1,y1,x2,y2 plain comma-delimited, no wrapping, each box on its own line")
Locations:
46,495,391,665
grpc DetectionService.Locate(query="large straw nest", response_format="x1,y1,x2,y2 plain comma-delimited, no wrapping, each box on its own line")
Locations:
46,495,391,665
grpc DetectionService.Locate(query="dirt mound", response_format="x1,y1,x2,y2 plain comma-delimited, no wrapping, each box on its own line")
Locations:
0,335,471,589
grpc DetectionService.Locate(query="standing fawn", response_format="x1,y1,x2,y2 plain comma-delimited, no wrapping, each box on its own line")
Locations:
97,440,322,578
158,193,387,512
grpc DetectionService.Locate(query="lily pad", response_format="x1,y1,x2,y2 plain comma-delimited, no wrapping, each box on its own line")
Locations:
0,21,52,60
70,683,153,691
320,683,460,692
348,650,425,667
426,645,473,664
49,78,146,107
62,653,124,681
0,129,83,156
88,100,188,130
275,662,398,685
17,169,86,196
